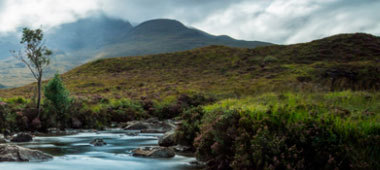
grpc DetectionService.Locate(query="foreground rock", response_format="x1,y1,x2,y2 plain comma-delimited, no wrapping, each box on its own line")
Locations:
124,118,176,133
132,146,175,158
189,160,207,169
125,130,140,136
0,144,53,162
90,138,107,146
10,133,33,142
158,131,175,147
170,145,192,153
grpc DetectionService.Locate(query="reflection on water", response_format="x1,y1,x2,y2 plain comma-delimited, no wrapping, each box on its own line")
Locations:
0,129,197,170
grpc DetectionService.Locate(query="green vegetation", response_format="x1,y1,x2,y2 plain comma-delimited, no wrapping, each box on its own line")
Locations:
176,91,379,169
42,73,72,129
1,33,379,99
10,27,52,119
0,33,379,169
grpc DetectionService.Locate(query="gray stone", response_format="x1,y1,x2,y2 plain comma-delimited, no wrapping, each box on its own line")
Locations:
125,130,140,136
189,160,206,168
124,119,176,133
158,131,175,147
90,138,107,146
10,133,33,142
171,145,192,153
0,144,53,162
132,146,175,158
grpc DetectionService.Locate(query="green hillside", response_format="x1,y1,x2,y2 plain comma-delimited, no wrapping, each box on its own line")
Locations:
0,33,379,169
1,33,379,99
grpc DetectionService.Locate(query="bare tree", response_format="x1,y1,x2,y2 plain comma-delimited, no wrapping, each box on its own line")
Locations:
11,27,52,118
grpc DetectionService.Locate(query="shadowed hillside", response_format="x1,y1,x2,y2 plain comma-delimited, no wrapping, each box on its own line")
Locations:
1,33,379,99
0,16,271,87
0,84,6,89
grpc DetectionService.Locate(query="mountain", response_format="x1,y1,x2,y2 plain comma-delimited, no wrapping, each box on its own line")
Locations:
0,84,6,89
99,19,269,58
46,16,133,51
1,33,379,99
0,16,271,87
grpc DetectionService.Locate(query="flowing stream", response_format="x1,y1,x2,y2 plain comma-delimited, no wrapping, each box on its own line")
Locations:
0,129,198,170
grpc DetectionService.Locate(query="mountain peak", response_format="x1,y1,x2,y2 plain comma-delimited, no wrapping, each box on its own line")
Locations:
137,19,186,28
131,19,189,35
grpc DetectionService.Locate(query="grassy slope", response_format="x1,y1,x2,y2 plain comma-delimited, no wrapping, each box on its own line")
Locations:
1,33,379,100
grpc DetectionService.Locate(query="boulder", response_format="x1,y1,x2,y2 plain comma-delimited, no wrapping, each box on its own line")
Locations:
132,146,175,158
170,145,192,153
0,138,6,143
125,118,176,133
158,131,175,147
125,130,140,136
90,138,107,146
0,144,53,162
189,160,206,169
10,133,33,142
125,122,149,130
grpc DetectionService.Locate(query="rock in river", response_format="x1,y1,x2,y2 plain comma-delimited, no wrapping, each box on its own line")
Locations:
0,144,53,162
10,133,33,142
158,131,176,147
125,130,140,136
90,138,107,146
132,146,175,158
125,118,176,133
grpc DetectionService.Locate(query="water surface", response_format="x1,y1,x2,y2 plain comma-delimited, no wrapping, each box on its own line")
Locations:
0,129,197,170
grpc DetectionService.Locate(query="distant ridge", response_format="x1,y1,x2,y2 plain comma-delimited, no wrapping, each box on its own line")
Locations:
0,84,6,89
0,16,271,87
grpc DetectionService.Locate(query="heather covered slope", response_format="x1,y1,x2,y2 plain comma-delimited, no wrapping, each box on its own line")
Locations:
1,33,379,99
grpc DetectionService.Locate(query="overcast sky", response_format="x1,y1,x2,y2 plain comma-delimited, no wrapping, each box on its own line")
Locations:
0,0,379,44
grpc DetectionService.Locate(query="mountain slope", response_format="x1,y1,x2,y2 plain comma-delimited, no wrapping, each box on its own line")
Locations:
0,84,6,89
99,19,269,58
1,33,379,99
0,16,271,87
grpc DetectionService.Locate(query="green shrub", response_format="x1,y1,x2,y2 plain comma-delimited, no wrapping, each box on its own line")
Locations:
175,106,205,147
263,55,279,63
43,73,72,128
106,99,148,122
153,93,215,119
5,97,28,105
195,107,379,170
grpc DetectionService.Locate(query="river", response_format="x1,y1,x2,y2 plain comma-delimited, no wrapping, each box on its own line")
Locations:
0,129,198,170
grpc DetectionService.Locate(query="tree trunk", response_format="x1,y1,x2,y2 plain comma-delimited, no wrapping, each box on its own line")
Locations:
36,76,42,118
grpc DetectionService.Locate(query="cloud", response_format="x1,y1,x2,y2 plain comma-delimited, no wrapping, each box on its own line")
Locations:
191,0,380,44
0,0,99,34
0,0,379,44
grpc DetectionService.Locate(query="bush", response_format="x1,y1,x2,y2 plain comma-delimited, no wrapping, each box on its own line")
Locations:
263,55,278,64
106,99,148,122
5,97,28,105
153,94,215,119
195,107,380,170
43,73,72,129
0,102,28,132
175,106,205,147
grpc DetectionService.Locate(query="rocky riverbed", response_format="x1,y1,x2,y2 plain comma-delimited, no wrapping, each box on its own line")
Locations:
0,128,199,170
